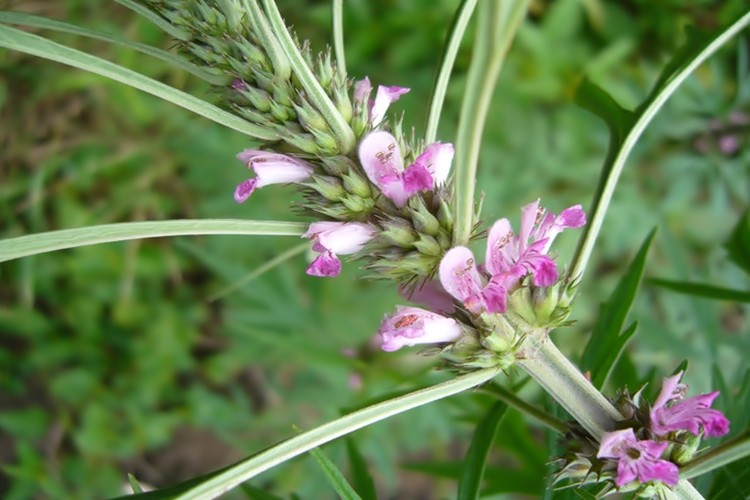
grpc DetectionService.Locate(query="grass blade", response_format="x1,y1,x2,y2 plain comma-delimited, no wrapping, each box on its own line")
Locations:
456,401,508,500
0,11,225,84
452,0,530,245
0,24,278,140
308,447,362,500
424,0,478,145
345,438,377,500
0,220,307,263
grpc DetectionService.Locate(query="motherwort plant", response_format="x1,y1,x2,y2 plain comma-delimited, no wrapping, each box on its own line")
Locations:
1,1,749,498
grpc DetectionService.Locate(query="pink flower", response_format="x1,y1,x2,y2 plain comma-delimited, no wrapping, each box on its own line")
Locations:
353,78,410,127
379,306,463,352
651,372,730,438
303,222,376,277
234,150,313,203
358,131,453,207
486,199,585,288
597,429,679,488
439,247,507,314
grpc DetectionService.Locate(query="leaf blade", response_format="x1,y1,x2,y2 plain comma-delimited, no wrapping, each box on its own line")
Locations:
308,446,362,500
457,401,508,500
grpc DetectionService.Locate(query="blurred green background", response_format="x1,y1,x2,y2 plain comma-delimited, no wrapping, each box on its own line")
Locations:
1,0,749,498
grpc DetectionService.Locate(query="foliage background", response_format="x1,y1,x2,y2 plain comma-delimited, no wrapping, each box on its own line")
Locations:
0,0,748,497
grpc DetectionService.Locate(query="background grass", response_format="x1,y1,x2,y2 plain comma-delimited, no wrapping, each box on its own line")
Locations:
1,0,749,498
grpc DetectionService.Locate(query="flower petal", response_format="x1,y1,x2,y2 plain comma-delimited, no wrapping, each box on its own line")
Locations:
486,218,514,276
413,142,454,186
379,306,462,352
402,163,434,194
306,252,342,277
358,131,404,187
439,247,485,314
234,178,258,203
370,85,410,126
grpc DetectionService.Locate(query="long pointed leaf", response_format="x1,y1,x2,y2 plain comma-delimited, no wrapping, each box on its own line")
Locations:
649,279,750,303
580,229,655,389
457,401,508,500
0,24,278,140
308,447,361,500
0,220,307,262
111,368,499,499
0,11,224,83
570,11,750,280
345,439,377,500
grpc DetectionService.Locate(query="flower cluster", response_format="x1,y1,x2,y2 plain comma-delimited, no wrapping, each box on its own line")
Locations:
376,201,585,365
595,372,729,491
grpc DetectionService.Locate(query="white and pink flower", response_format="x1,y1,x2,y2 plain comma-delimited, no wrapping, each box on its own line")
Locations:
597,428,679,487
234,150,313,203
303,221,376,277
358,131,454,207
379,306,463,352
353,77,410,127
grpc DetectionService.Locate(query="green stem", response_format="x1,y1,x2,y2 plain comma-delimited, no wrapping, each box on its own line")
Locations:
681,429,750,480
453,0,529,246
332,0,346,77
516,337,621,439
424,0,478,145
175,367,500,499
480,383,568,434
261,0,355,153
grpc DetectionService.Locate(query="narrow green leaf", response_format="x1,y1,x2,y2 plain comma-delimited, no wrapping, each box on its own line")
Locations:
0,220,308,263
480,383,567,434
142,368,498,500
209,242,308,301
0,25,278,140
345,439,377,500
453,0,530,245
724,211,750,275
308,447,362,500
457,401,508,500
424,0,478,145
649,279,750,303
127,474,144,494
113,0,191,40
0,11,225,83
569,11,750,280
580,229,655,389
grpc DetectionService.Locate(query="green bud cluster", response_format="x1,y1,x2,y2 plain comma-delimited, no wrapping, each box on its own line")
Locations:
136,0,352,155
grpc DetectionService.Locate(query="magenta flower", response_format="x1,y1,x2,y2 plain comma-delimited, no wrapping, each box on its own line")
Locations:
486,199,585,288
234,150,313,203
358,131,453,207
379,306,463,352
439,247,507,314
353,77,410,127
303,221,376,277
651,372,730,438
597,429,679,488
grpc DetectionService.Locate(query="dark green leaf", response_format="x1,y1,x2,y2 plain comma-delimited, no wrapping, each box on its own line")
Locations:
649,279,750,302
240,483,285,500
127,474,144,494
308,447,362,500
345,439,377,500
581,229,655,389
724,211,750,275
457,401,508,500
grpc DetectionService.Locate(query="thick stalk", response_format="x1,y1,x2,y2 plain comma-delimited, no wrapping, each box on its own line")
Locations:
517,336,704,499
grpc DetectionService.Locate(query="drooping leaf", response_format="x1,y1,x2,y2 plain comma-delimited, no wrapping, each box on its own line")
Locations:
345,438,377,500
648,279,750,303
457,401,508,500
308,447,362,500
580,229,656,389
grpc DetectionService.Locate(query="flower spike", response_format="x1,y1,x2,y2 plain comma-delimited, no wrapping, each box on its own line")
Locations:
379,306,462,352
